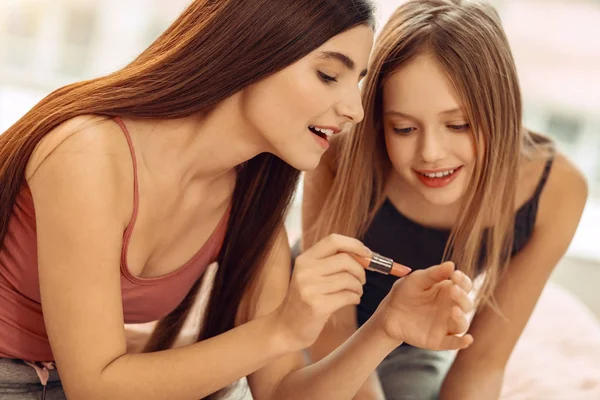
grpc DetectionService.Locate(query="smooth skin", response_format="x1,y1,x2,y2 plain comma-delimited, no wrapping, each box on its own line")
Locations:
303,53,587,400
26,27,473,400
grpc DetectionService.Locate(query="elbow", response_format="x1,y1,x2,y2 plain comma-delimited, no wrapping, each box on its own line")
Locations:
64,384,128,400
62,383,106,400
61,363,127,400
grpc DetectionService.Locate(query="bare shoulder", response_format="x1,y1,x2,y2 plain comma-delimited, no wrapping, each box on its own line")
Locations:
26,114,134,229
537,150,588,228
27,116,143,386
541,151,587,205
26,114,130,181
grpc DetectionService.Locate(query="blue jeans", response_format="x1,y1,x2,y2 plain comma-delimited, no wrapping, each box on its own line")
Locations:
377,346,455,400
0,358,65,400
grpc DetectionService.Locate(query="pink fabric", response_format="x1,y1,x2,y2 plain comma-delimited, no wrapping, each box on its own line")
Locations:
0,117,228,361
501,282,600,399
23,361,55,386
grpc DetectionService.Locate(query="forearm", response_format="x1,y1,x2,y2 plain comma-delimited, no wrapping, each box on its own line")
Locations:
440,355,504,400
273,318,398,400
79,313,288,400
354,373,387,400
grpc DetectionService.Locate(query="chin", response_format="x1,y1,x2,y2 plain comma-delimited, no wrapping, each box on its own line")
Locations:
277,150,323,172
420,191,463,206
296,156,323,171
411,180,465,206
408,171,469,207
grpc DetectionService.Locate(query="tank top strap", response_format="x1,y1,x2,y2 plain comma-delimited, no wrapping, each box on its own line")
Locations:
112,117,140,246
532,149,555,200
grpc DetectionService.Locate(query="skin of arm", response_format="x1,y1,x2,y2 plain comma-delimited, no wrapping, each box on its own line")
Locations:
30,119,404,400
32,119,472,400
249,131,475,400
245,229,398,400
440,153,588,400
32,120,306,400
301,134,386,400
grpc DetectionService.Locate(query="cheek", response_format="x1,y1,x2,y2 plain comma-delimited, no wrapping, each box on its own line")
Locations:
461,133,478,165
245,74,317,126
266,71,331,122
385,133,414,170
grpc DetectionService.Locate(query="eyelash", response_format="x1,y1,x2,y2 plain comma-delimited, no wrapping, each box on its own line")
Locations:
393,127,415,136
392,124,470,136
318,71,338,84
448,123,470,131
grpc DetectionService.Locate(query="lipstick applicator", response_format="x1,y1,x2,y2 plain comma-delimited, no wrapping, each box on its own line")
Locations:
351,252,411,278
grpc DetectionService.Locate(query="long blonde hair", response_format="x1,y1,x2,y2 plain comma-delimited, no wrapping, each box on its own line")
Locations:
310,0,549,307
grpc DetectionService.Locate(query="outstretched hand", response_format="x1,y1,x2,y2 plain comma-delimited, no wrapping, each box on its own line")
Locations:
372,261,474,351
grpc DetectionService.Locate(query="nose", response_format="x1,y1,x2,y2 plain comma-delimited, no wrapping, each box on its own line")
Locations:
336,86,365,123
420,128,446,164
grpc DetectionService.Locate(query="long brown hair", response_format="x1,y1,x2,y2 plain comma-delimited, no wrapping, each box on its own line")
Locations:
310,0,550,308
0,0,375,398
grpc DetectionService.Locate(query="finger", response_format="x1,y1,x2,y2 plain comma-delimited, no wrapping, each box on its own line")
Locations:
451,270,473,293
320,272,364,296
413,262,455,290
447,317,465,336
323,291,362,314
322,253,367,285
451,284,475,314
448,306,470,334
438,333,474,351
303,233,371,260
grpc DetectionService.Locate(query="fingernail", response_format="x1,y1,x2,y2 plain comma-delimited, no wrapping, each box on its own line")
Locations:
364,246,372,257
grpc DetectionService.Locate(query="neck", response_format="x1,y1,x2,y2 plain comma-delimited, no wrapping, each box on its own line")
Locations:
384,171,463,230
123,93,266,187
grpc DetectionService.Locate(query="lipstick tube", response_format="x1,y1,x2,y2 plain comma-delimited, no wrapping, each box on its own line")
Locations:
350,252,411,278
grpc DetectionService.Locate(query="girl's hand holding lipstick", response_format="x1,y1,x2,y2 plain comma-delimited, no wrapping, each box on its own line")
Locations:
272,233,472,354
371,261,475,351
273,234,374,351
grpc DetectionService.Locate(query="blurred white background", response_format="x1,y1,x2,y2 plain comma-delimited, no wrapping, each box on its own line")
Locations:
1,0,599,318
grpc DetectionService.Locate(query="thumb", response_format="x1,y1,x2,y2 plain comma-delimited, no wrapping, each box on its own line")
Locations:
439,333,474,351
415,261,455,289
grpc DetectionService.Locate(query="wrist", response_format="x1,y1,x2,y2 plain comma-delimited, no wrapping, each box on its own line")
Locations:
361,313,402,353
370,299,406,345
263,308,302,355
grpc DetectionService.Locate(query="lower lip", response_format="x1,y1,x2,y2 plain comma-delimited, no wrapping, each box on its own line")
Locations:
310,129,330,150
414,166,462,188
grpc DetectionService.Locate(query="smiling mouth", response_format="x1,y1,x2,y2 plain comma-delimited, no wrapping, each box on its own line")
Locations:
413,166,463,188
309,125,334,140
416,168,459,179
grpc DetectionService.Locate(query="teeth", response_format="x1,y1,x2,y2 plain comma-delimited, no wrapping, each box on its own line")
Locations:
309,126,335,137
421,169,455,178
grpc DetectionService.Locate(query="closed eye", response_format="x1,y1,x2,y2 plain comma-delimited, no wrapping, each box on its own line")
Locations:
318,71,338,84
393,127,416,136
448,123,470,132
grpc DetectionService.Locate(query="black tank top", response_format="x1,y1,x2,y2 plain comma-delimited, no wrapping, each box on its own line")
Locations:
357,155,554,327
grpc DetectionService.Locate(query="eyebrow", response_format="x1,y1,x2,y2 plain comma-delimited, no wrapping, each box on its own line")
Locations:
385,108,464,118
439,107,463,116
318,51,368,78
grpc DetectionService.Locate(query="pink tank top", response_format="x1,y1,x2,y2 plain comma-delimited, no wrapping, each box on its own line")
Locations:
0,117,229,361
